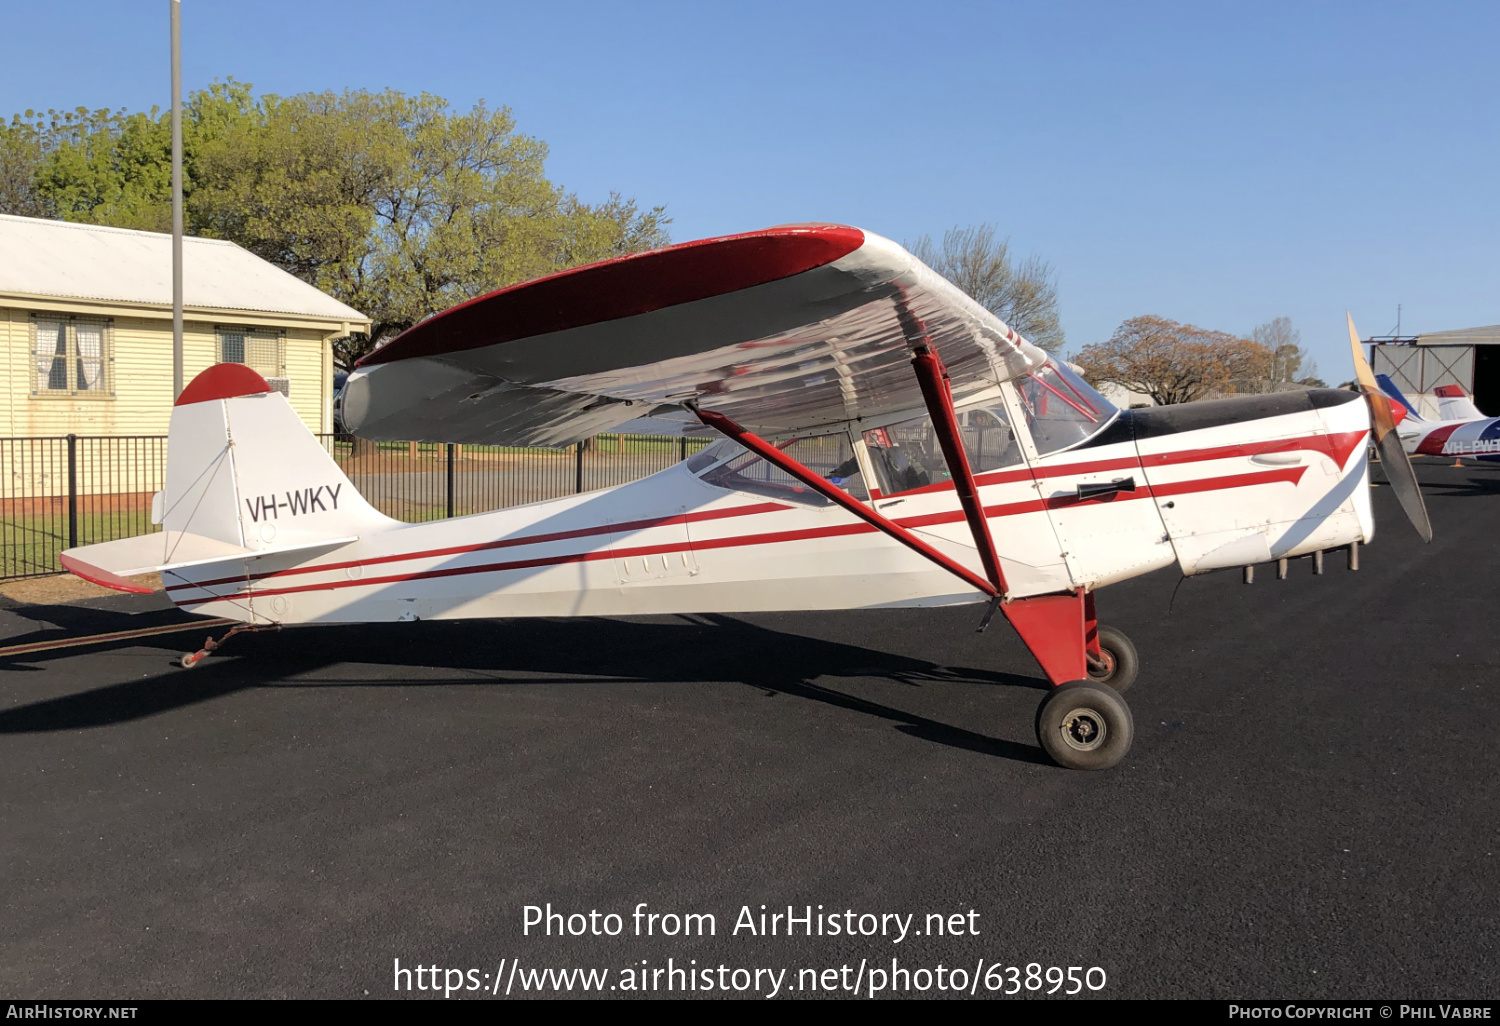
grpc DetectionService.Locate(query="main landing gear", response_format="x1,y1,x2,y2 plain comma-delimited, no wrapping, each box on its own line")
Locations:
1036,622,1138,771
1036,679,1135,771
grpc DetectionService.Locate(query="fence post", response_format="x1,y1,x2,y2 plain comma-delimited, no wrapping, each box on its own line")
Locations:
66,433,78,550
679,435,687,461
575,441,584,494
445,443,455,519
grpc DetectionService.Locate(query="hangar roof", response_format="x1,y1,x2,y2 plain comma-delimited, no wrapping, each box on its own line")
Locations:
1418,324,1500,346
0,214,367,324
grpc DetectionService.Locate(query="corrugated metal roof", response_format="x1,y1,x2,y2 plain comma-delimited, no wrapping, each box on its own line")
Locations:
0,214,367,322
1417,324,1500,345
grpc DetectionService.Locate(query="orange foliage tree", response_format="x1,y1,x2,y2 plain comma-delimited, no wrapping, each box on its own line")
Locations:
1074,315,1274,405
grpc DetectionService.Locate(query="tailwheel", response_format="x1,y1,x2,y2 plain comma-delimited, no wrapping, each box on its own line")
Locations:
1035,681,1134,770
176,622,278,669
1086,625,1139,693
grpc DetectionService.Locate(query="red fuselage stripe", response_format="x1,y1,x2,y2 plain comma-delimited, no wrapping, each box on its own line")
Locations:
175,523,877,606
872,430,1360,499
1415,424,1461,456
164,500,791,593
173,465,1309,608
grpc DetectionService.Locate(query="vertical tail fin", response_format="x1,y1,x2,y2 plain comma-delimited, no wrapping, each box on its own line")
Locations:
1374,374,1422,421
1431,384,1484,422
61,365,387,590
161,364,388,553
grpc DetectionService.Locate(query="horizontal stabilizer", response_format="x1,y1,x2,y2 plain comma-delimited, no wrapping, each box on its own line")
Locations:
57,554,157,594
61,533,359,593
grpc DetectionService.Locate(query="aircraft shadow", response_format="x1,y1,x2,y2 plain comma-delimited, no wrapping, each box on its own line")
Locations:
1419,475,1500,498
0,611,1051,765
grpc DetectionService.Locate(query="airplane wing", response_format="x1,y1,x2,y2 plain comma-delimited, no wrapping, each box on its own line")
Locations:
341,225,1049,446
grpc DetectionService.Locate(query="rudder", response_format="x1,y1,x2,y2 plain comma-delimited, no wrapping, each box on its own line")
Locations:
161,364,389,552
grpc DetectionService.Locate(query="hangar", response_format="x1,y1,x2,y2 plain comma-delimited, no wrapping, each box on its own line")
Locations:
1371,324,1500,417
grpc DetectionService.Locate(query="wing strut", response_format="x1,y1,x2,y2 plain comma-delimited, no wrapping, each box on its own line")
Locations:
694,399,1088,683
910,344,1008,597
690,407,998,599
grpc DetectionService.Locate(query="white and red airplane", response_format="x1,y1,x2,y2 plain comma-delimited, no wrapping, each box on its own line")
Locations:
1375,375,1500,463
58,225,1429,770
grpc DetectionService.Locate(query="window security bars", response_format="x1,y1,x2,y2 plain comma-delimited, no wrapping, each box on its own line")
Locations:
30,316,114,397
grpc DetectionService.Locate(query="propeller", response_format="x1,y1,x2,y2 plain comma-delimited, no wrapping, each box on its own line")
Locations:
1348,313,1432,542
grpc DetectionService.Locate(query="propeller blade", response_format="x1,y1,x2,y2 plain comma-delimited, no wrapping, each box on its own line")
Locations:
1349,313,1432,542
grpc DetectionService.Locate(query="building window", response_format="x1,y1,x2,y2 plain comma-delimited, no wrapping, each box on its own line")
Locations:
217,326,289,395
31,315,114,397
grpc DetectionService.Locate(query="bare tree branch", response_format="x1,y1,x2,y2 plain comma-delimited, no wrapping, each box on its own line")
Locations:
908,224,1064,352
1250,316,1319,390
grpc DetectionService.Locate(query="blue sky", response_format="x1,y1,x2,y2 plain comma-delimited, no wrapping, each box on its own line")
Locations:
4,1,1496,379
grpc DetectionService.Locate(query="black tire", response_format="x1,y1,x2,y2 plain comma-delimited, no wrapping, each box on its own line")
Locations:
1035,681,1134,770
1087,625,1139,693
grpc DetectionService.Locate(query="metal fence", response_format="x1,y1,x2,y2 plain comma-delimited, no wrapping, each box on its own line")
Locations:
1,432,711,581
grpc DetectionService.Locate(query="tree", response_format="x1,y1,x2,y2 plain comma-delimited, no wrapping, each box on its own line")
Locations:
1250,316,1319,390
1074,315,1274,405
908,224,1064,352
31,108,175,230
0,114,50,217
0,87,259,227
3,82,670,370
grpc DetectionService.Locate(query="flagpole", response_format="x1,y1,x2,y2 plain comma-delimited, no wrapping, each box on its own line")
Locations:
171,0,183,399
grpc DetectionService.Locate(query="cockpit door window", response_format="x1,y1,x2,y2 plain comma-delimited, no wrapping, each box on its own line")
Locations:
692,433,869,504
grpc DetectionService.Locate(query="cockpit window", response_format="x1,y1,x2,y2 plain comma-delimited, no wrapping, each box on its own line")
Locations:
693,433,868,504
863,418,948,497
685,437,740,474
956,401,1025,473
1014,360,1119,455
861,400,1026,498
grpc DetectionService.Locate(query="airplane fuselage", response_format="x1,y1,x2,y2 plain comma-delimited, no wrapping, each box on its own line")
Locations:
1399,417,1500,462
164,389,1372,626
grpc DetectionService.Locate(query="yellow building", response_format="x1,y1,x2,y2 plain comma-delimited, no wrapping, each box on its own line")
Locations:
0,214,369,438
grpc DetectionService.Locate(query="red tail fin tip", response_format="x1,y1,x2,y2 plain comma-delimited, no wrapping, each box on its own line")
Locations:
174,364,273,406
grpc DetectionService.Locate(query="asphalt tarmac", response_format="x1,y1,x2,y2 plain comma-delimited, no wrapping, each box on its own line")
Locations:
2,461,1497,1000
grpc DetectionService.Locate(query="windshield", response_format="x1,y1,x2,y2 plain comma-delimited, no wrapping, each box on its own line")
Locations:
1014,360,1118,455
691,433,868,504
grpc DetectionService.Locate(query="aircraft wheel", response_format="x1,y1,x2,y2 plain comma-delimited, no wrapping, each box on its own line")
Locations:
1086,626,1138,693
1035,681,1134,771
